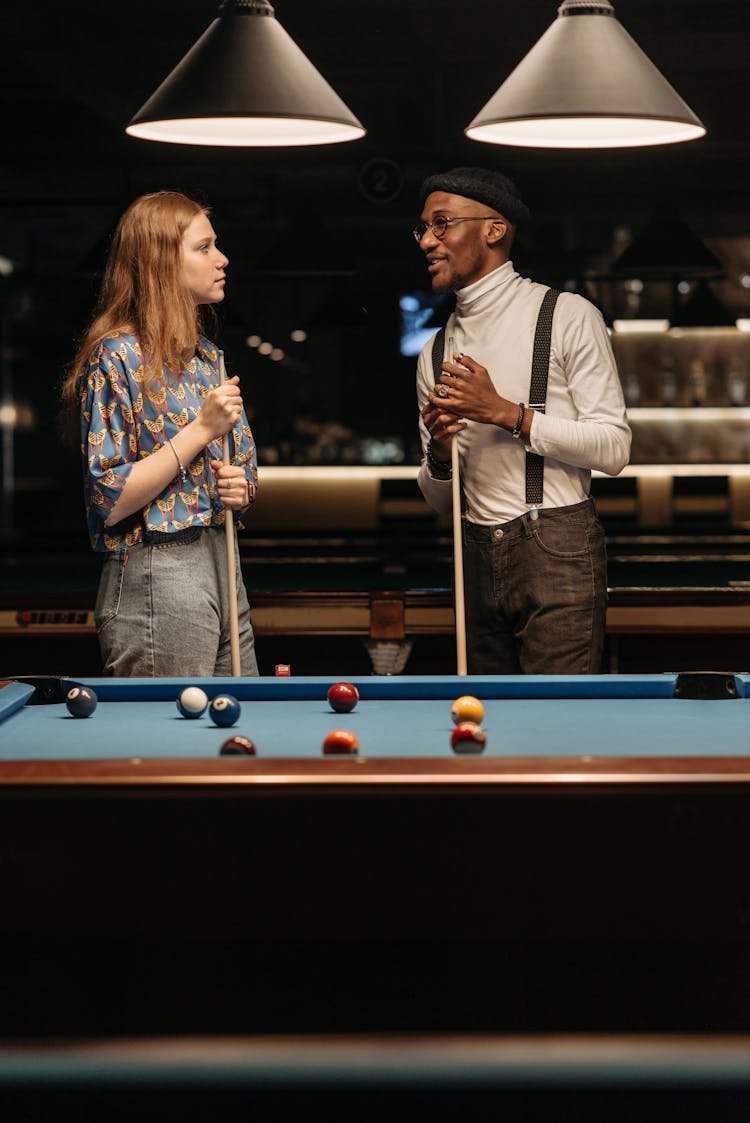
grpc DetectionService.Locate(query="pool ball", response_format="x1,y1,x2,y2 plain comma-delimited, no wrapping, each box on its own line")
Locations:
322,729,359,755
450,695,485,725
220,735,256,756
176,686,209,719
209,694,241,728
450,721,487,754
65,685,98,718
327,682,359,714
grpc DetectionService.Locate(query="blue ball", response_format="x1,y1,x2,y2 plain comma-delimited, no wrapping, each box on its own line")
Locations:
66,685,98,718
176,686,209,719
209,694,241,728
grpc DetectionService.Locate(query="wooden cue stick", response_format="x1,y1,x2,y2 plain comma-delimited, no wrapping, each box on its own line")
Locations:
451,436,468,676
218,350,241,677
448,334,468,676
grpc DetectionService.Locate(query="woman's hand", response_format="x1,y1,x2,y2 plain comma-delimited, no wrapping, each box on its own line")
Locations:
210,459,254,510
196,375,244,442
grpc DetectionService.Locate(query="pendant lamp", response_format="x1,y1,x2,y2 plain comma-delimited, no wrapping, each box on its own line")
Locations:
126,0,365,147
465,0,705,149
612,207,723,278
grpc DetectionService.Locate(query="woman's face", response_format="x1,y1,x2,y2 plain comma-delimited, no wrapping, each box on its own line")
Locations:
180,212,228,306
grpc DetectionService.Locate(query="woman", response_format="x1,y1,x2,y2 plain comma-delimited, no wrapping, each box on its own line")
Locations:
61,190,259,677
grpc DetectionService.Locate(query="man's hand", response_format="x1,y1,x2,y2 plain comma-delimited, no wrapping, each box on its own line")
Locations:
427,352,517,428
421,398,466,463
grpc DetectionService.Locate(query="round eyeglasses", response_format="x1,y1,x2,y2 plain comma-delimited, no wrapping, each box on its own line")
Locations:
412,215,499,243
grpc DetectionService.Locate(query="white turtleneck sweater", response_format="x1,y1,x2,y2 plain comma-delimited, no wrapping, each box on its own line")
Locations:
416,262,631,524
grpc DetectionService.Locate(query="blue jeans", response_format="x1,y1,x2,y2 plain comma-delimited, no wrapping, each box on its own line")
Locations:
462,498,607,675
95,526,259,677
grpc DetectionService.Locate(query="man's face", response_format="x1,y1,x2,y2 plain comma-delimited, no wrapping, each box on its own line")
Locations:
416,191,504,294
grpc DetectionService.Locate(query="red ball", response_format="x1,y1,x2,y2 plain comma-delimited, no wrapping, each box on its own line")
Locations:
450,721,487,754
323,729,360,755
327,682,359,714
219,735,256,756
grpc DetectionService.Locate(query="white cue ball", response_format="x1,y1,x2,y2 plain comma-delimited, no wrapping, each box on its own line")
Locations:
176,686,209,719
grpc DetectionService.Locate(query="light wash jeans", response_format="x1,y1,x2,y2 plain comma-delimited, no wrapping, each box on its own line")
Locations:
462,498,608,675
95,526,259,677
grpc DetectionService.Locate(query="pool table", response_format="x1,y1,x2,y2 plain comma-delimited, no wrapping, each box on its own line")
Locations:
2,672,750,1038
3,671,750,781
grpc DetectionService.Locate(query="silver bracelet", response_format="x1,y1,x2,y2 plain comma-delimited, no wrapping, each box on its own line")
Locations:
167,438,187,484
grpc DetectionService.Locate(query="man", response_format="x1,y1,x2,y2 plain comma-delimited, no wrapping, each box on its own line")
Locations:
415,167,631,674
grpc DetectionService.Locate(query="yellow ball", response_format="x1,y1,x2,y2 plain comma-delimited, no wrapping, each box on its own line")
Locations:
450,695,485,725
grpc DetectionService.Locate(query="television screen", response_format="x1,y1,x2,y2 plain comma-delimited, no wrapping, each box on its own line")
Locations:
399,292,448,357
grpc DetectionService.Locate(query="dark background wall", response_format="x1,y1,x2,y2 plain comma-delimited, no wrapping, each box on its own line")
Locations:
1,0,749,541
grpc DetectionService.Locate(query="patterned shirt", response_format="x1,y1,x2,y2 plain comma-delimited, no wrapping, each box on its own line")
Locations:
80,332,257,552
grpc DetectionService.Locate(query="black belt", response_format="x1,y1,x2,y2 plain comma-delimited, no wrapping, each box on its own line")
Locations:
144,526,204,546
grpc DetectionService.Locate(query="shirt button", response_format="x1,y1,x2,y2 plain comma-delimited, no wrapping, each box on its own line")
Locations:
494,528,504,540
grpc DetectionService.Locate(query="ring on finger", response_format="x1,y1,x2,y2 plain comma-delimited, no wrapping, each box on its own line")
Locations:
437,384,449,398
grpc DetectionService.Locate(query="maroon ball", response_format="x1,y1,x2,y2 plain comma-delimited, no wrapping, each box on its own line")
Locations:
450,721,487,755
327,682,359,714
219,735,256,756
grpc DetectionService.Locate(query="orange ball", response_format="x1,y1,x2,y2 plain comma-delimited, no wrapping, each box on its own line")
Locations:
322,729,360,755
450,695,485,725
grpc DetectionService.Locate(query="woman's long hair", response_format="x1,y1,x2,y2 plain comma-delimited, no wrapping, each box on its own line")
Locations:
60,190,213,440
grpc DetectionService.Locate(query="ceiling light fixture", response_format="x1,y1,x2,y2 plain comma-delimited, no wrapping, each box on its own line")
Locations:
465,0,705,149
126,0,365,147
612,207,723,277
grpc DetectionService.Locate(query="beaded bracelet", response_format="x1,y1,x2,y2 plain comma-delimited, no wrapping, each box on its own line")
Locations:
426,440,452,479
511,402,526,439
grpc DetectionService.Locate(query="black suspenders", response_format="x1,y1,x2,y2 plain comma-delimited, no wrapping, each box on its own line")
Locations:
525,287,560,506
431,287,560,508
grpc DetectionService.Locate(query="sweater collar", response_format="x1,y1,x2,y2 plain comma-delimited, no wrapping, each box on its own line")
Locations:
455,261,516,315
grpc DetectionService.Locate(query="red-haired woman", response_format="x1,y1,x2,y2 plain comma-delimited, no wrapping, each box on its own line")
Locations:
61,191,259,677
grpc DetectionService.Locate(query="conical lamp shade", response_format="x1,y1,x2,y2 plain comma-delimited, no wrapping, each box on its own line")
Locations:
673,280,734,328
612,207,723,278
466,0,705,149
126,0,365,147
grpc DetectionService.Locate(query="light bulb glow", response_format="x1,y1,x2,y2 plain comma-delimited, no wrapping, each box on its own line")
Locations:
126,117,365,147
466,116,705,149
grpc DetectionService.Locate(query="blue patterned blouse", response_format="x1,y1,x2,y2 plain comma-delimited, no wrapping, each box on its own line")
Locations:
80,332,257,552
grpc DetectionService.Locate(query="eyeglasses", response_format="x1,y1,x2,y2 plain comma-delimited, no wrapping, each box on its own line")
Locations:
412,215,499,243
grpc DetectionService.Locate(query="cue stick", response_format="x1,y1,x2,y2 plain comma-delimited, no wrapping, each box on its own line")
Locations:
448,333,468,676
218,351,241,677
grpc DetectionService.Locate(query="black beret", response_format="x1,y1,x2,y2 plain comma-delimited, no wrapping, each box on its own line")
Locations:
419,167,530,226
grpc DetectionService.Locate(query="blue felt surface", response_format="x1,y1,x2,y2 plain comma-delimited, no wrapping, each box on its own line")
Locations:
2,691,750,760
